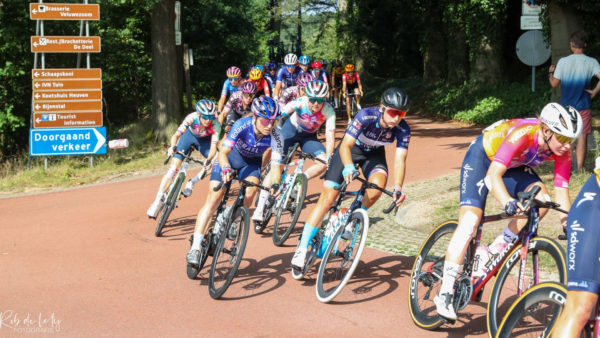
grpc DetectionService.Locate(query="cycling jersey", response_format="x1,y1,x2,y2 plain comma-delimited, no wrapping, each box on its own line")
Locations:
220,78,240,97
276,66,302,88
250,78,271,97
222,116,283,163
342,72,361,84
281,96,336,134
264,73,277,92
176,112,221,144
346,106,410,152
222,92,252,127
482,118,571,188
331,68,344,89
313,70,328,84
278,86,301,107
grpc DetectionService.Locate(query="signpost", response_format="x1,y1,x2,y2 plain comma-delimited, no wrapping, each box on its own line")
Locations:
33,112,103,128
29,3,100,20
516,30,551,92
29,127,107,156
33,79,102,90
32,68,101,79
31,36,101,53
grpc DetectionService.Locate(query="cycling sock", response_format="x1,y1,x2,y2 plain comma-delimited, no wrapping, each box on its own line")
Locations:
299,223,319,250
502,227,517,242
360,205,368,210
190,172,202,184
440,261,461,295
304,172,311,180
191,233,205,251
255,190,270,213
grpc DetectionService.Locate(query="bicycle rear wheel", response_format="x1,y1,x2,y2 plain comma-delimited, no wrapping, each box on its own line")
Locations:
351,97,358,118
316,209,369,303
273,173,307,246
495,282,567,338
186,234,211,279
155,173,185,237
487,236,567,337
208,206,250,299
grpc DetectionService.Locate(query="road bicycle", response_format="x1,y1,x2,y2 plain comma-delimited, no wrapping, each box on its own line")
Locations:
345,91,360,120
153,149,205,237
254,142,326,246
291,170,397,303
408,186,568,336
186,172,270,299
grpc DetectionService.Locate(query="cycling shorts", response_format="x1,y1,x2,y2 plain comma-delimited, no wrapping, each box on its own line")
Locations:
324,144,387,185
280,118,325,157
460,134,542,209
209,147,262,182
346,82,359,92
174,129,211,160
566,174,600,294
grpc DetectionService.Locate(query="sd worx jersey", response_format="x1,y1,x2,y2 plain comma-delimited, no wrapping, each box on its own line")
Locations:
346,106,410,151
222,116,283,162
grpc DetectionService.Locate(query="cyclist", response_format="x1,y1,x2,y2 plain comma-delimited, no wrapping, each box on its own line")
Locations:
277,72,313,107
218,81,257,133
253,80,335,223
248,68,271,98
274,53,302,99
552,158,600,337
186,96,284,265
330,61,345,109
298,55,311,74
264,62,278,93
217,66,242,113
310,60,329,86
433,103,582,321
342,63,364,120
291,88,411,269
147,99,220,217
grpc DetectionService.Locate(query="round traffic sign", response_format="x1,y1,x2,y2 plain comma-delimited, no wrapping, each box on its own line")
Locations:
516,30,551,66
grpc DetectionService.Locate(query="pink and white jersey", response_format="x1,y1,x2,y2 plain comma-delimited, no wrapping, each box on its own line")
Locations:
176,112,221,144
282,96,336,134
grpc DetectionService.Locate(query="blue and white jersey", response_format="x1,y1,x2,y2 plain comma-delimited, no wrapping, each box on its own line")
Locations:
220,78,240,97
346,106,411,151
276,66,302,88
554,54,600,111
222,116,283,162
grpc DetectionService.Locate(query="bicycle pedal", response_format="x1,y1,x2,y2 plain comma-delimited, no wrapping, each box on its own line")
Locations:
440,316,456,325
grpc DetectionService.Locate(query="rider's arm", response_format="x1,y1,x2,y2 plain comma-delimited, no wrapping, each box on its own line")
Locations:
324,110,336,156
274,81,282,99
339,134,356,167
342,75,347,96
169,132,182,150
554,187,570,227
393,147,408,188
486,161,512,207
268,129,284,185
217,142,232,170
356,73,363,95
263,79,271,97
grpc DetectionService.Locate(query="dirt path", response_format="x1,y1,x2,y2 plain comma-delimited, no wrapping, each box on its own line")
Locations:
0,115,486,336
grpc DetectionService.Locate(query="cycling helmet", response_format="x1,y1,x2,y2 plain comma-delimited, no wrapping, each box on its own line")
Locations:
266,62,277,71
253,64,264,73
240,81,257,94
305,80,328,99
310,69,322,79
381,88,409,111
321,59,328,68
299,55,310,66
252,96,280,119
311,61,322,69
226,66,241,78
196,99,217,117
296,73,314,88
540,102,583,139
284,53,298,66
345,64,355,72
249,68,263,81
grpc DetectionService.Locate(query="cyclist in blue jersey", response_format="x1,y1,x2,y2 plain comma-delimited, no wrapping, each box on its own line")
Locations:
310,61,328,86
253,80,335,222
186,96,284,264
552,157,600,337
217,66,243,113
274,53,302,100
277,72,313,107
298,55,311,74
291,88,411,268
264,62,278,93
147,100,220,217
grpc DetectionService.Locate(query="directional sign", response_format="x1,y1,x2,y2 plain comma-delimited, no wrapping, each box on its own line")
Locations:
34,90,102,101
33,112,103,128
30,3,100,20
33,101,102,113
33,79,102,91
32,68,101,80
30,127,106,156
31,36,101,53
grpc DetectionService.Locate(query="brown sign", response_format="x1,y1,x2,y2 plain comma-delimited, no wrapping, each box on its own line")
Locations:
33,90,102,101
31,36,101,53
33,112,103,128
33,101,102,113
33,79,102,91
32,68,101,80
30,3,100,21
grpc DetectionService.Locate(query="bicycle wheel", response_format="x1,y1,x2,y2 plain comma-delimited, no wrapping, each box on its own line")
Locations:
351,97,358,118
315,209,369,303
408,220,458,330
273,173,307,246
155,173,185,237
487,236,567,337
186,234,211,279
208,206,250,299
495,282,567,338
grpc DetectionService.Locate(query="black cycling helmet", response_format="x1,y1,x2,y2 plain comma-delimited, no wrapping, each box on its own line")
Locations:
381,88,409,111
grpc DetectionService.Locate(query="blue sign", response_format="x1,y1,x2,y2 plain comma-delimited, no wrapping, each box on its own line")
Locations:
29,127,107,156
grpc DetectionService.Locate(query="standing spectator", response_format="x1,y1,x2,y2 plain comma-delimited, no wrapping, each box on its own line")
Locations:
549,30,600,171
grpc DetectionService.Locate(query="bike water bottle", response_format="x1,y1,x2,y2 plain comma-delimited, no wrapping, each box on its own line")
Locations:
472,244,490,279
108,139,129,149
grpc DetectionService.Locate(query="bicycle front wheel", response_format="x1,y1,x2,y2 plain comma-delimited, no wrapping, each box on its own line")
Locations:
495,282,567,338
408,220,458,330
155,173,185,237
208,206,250,299
487,236,567,337
316,209,369,303
273,173,307,246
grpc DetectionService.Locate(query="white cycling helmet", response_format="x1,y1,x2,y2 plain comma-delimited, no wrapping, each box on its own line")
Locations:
539,102,582,139
284,53,298,66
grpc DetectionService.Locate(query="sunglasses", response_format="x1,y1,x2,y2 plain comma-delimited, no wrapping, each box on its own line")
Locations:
258,117,277,127
309,98,325,104
230,77,240,81
553,133,575,145
384,107,406,119
200,114,215,120
286,65,295,69
242,93,255,100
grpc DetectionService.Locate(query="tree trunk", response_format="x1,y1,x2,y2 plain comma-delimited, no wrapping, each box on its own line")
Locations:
151,0,182,139
446,19,469,84
422,3,446,83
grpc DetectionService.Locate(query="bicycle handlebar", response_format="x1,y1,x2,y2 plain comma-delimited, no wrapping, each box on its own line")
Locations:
334,171,399,215
213,171,271,192
163,148,205,165
484,185,568,221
